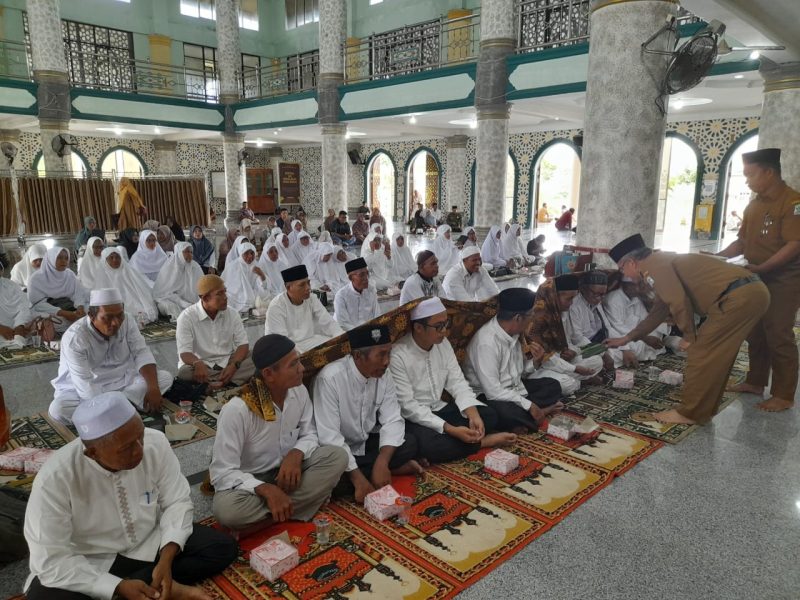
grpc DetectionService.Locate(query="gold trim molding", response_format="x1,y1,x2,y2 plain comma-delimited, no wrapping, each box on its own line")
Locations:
764,77,800,93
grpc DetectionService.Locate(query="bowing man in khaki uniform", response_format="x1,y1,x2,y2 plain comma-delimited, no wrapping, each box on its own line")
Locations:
606,234,769,425
717,148,800,412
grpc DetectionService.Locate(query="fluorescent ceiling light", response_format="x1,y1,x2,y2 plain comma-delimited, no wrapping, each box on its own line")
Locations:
96,126,140,134
734,74,744,79
345,131,366,138
245,139,276,145
669,97,712,110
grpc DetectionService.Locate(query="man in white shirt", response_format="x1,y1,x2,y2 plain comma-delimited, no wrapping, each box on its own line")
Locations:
442,246,500,302
399,250,442,305
266,264,344,353
334,257,380,331
464,288,564,433
211,334,348,530
390,298,516,464
49,288,173,424
176,274,255,388
313,324,421,503
25,391,236,600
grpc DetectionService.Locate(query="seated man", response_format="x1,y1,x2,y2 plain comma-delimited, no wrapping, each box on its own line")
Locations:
351,213,370,245
334,257,380,331
0,259,34,349
276,207,291,234
239,201,259,225
266,265,344,353
49,288,173,424
442,246,500,302
445,205,463,232
176,274,256,388
390,298,516,464
25,392,237,600
399,250,442,304
555,207,576,232
464,288,564,433
211,335,348,530
330,211,356,247
313,324,421,502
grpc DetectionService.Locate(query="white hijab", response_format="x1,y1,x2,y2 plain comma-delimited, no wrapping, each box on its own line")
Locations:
77,236,105,289
224,235,249,269
481,225,504,267
290,231,314,265
221,242,262,313
463,226,478,247
390,232,416,280
433,224,459,273
95,247,158,322
317,231,333,244
128,229,168,282
275,233,296,266
27,246,85,307
258,240,289,295
304,242,344,291
11,243,47,288
288,219,304,244
501,223,525,260
153,241,203,304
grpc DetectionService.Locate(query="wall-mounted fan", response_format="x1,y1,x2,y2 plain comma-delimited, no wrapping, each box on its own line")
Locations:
51,133,76,157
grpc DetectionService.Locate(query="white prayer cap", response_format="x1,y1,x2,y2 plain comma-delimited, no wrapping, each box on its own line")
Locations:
460,246,480,260
90,287,124,306
410,297,447,321
73,391,137,441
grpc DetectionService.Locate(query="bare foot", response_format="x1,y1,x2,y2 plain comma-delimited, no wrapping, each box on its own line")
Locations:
481,432,517,448
171,581,213,600
651,408,696,425
756,397,794,412
393,459,425,476
727,382,764,395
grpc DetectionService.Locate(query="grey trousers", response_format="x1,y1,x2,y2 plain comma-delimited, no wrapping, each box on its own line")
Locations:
176,356,256,387
213,445,348,529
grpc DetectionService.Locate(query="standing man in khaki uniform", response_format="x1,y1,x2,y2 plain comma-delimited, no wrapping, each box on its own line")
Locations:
606,234,769,425
717,148,800,412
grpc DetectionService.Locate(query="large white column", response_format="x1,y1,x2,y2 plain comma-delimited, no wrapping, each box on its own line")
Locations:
215,0,241,104
577,0,677,249
446,135,468,215
222,134,246,224
758,62,800,188
321,124,348,215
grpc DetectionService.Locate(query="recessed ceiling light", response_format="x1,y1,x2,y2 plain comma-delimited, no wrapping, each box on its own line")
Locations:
749,50,760,60
409,114,417,124
154,126,161,134
734,74,744,79
256,138,264,148
554,117,560,121
273,130,279,135
669,97,713,110
246,139,276,145
448,117,477,127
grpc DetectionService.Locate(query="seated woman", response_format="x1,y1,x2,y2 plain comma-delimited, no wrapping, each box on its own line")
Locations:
274,233,297,266
73,215,104,257
480,226,506,269
95,247,159,325
153,241,203,321
77,236,104,289
0,259,34,348
189,225,217,274
221,242,271,314
258,240,290,296
290,231,314,266
216,226,241,273
433,224,459,274
27,247,89,334
288,219,305,244
305,242,347,294
390,232,416,280
501,224,535,266
156,225,176,254
10,243,47,289
128,229,168,284
117,228,139,259
463,226,479,247
166,215,186,241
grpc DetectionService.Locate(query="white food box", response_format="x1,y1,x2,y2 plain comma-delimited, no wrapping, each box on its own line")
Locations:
249,538,299,582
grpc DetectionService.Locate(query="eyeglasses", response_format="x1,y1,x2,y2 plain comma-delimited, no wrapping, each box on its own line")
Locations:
421,318,451,332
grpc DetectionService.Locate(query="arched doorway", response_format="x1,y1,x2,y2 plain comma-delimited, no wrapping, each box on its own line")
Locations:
34,152,89,178
656,135,701,250
99,147,147,178
719,133,759,245
529,141,581,229
504,152,518,224
405,148,441,220
366,151,396,221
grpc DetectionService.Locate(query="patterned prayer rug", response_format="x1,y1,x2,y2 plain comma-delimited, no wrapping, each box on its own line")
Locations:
0,343,59,371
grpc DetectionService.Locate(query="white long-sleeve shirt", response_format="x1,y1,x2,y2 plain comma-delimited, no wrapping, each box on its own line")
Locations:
209,391,319,493
313,356,405,472
363,251,395,290
333,282,380,331
463,317,537,411
0,278,33,329
441,262,500,301
566,293,610,346
603,288,668,361
399,272,442,305
266,292,344,353
176,301,249,369
389,334,483,433
24,429,193,600
51,316,155,400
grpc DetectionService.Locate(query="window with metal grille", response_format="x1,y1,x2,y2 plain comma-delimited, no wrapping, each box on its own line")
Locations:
285,0,319,30
183,43,219,102
180,0,260,30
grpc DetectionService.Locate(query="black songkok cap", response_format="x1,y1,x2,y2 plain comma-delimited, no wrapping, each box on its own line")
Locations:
583,270,608,286
346,257,367,274
498,288,535,312
416,250,436,268
742,148,781,169
252,334,296,370
609,233,646,264
555,274,580,292
281,264,308,283
348,324,391,350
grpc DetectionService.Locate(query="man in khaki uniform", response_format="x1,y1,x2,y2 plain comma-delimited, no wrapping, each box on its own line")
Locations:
606,234,769,425
717,148,800,412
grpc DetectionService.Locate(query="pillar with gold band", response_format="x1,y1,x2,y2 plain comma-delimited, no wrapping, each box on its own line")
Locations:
759,62,800,188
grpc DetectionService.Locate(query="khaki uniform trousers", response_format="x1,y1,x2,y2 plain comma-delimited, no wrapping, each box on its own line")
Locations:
679,281,769,424
744,274,800,399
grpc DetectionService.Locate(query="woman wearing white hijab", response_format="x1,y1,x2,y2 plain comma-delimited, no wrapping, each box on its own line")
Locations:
95,247,159,324
501,223,534,264
481,225,506,269
432,224,459,274
317,230,333,245
390,232,416,280
77,236,105,289
305,242,347,293
221,242,271,314
362,232,397,290
274,233,297,266
258,240,289,296
128,229,168,284
153,241,203,321
463,226,479,247
223,235,249,269
27,247,89,332
287,219,305,244
11,243,47,289
290,231,314,266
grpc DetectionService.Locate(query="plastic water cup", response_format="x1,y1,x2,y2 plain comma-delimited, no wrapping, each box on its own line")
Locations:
647,366,662,381
314,515,331,545
31,334,42,348
395,496,414,526
175,400,193,424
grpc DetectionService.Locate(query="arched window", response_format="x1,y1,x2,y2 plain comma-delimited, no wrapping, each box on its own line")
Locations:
720,133,758,245
34,152,88,178
100,148,146,178
531,141,581,229
405,148,441,219
366,151,396,221
656,135,701,251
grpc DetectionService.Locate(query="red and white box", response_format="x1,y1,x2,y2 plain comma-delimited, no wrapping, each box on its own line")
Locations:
249,538,299,582
0,447,40,471
364,485,403,521
658,370,684,386
484,449,519,475
24,449,55,474
613,369,635,389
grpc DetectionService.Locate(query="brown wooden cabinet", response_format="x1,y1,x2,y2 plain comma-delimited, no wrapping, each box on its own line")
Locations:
246,168,276,215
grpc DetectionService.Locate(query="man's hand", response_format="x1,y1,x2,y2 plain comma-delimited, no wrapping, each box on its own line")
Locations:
643,336,663,349
255,483,293,522
115,579,160,600
275,449,303,493
219,363,238,385
0,325,14,340
678,338,691,352
192,361,210,383
621,350,639,369
350,470,375,503
605,336,631,349
370,457,392,490
574,365,595,377
320,284,331,292
524,341,545,362
444,423,482,444
143,388,164,414
746,264,762,274
560,348,577,361
466,407,485,438
150,543,178,599
601,352,615,372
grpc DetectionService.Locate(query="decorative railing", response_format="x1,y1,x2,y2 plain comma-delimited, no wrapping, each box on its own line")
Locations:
240,50,319,99
0,40,31,81
344,10,480,84
516,0,591,53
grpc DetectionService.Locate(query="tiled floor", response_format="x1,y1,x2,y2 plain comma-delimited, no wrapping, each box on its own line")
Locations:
2,226,798,599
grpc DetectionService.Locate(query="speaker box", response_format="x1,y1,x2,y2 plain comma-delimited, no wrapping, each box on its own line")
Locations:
347,149,362,165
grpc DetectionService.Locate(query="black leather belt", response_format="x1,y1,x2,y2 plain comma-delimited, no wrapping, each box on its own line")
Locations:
718,275,760,301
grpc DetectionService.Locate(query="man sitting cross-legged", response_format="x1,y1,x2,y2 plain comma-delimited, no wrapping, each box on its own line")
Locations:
313,324,422,503
25,392,237,600
464,288,564,433
211,334,348,530
390,297,517,464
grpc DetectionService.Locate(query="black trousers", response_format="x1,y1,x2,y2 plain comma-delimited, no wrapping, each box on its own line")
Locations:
408,403,499,464
355,431,418,473
25,524,238,600
478,376,562,433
